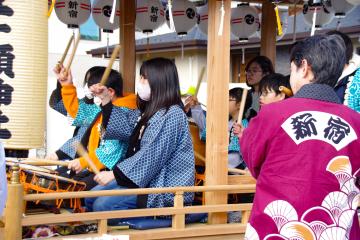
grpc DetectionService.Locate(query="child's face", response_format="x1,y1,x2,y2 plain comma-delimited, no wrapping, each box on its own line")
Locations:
259,88,285,106
229,97,240,116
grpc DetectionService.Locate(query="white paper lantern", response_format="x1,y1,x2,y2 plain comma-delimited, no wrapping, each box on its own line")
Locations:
346,0,360,5
231,4,260,42
303,2,334,29
92,0,120,32
197,4,208,35
166,0,197,36
136,0,165,33
55,0,91,28
331,0,355,18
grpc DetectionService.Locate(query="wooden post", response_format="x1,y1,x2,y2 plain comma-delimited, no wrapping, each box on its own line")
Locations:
98,219,108,235
120,0,136,93
205,0,231,224
5,164,24,240
260,1,277,65
172,191,185,229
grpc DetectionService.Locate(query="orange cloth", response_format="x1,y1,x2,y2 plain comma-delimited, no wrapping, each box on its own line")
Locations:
61,85,137,172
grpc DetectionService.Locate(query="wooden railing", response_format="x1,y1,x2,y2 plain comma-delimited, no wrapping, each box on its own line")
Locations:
3,164,257,240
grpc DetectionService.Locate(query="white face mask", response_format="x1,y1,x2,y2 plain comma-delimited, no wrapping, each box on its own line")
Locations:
94,96,102,106
83,86,94,99
137,81,151,101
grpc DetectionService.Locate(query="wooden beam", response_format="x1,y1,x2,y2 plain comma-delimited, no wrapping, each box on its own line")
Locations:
120,0,136,93
260,1,277,65
205,0,231,224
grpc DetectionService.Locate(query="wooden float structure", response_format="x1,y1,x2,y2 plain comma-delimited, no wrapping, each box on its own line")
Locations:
2,0,358,239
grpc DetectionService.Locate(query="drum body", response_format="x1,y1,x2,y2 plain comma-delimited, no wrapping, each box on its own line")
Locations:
20,170,86,210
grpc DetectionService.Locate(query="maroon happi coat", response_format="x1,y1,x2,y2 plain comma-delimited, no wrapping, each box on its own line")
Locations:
240,84,360,240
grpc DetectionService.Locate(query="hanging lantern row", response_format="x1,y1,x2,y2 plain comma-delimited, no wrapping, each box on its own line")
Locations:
54,0,358,38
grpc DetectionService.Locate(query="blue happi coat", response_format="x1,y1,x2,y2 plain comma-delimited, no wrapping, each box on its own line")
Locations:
72,99,129,170
105,105,195,208
49,85,86,159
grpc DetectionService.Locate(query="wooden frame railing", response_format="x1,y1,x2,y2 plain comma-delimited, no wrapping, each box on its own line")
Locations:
4,164,256,240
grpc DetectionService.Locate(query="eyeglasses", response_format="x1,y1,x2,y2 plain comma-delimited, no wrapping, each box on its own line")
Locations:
246,69,263,75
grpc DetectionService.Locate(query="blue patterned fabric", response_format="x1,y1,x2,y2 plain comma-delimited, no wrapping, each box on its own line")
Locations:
72,100,131,169
49,89,86,159
228,119,248,152
72,100,101,127
95,107,131,169
59,126,87,159
199,119,248,153
51,99,68,116
346,68,360,113
106,105,195,208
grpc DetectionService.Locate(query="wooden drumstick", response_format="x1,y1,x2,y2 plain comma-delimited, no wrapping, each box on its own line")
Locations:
228,168,248,175
63,33,81,76
20,159,69,167
99,45,121,86
279,86,293,97
73,141,100,174
194,67,206,97
56,34,74,72
237,88,248,122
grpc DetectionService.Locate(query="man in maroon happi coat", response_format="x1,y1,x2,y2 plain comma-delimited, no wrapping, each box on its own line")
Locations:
239,35,360,239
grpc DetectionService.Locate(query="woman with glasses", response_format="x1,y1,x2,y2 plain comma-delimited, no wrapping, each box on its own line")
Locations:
245,56,275,119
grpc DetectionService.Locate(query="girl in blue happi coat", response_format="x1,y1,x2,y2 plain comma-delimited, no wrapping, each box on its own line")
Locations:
85,58,195,223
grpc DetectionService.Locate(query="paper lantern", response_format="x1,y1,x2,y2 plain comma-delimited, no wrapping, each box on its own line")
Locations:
331,0,355,18
166,0,197,36
197,4,208,35
346,0,360,5
136,0,165,33
231,4,260,42
0,1,48,149
92,0,120,32
303,2,334,29
55,0,91,28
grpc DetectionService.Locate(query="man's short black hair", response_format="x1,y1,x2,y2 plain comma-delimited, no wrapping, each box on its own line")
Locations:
290,34,346,88
326,30,353,64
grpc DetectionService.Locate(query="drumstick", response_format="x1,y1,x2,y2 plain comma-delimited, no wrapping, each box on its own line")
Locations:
194,67,206,97
228,168,248,175
73,141,100,174
56,34,74,72
237,88,248,122
20,159,69,167
279,86,293,97
99,45,121,86
63,33,81,76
